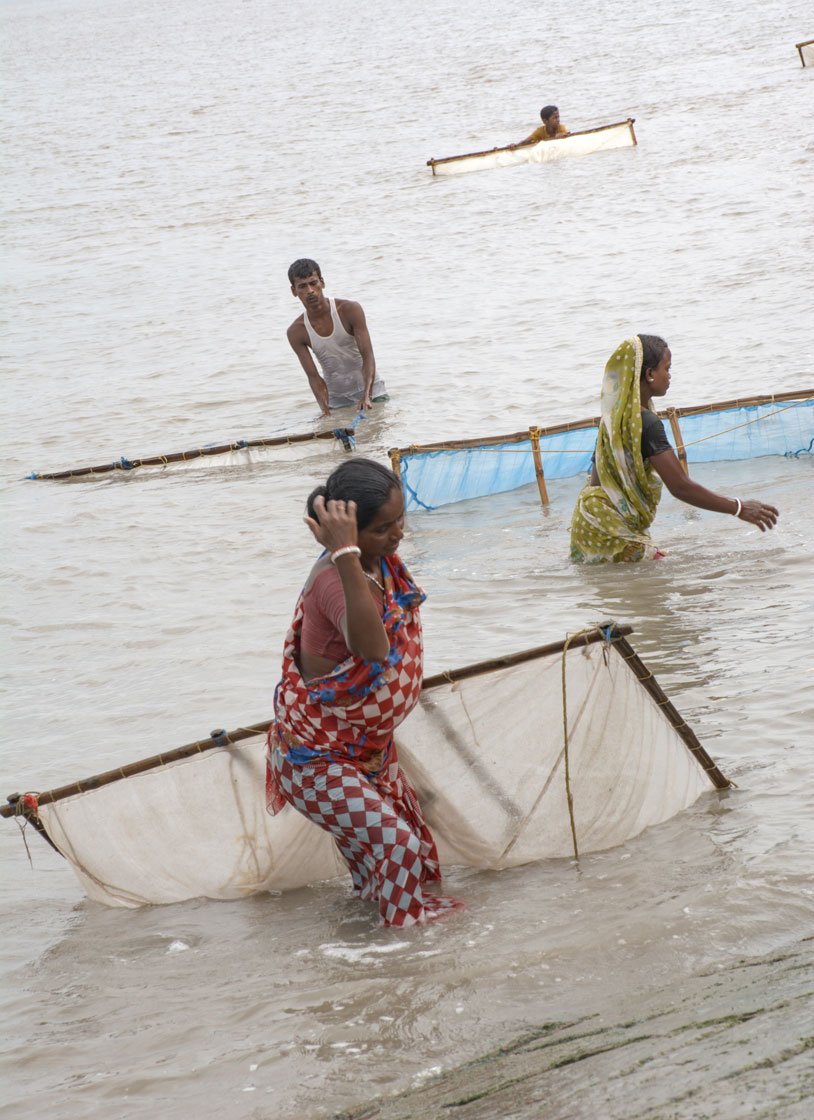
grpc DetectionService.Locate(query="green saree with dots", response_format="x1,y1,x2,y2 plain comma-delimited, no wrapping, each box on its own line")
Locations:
570,336,664,563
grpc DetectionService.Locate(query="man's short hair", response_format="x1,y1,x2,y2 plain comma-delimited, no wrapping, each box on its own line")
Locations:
540,105,558,122
288,258,322,285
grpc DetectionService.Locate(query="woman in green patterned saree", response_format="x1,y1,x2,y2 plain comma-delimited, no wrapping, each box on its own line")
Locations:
570,336,779,563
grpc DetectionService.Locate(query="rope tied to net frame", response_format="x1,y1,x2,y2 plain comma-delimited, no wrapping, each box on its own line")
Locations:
12,793,41,868
332,410,366,452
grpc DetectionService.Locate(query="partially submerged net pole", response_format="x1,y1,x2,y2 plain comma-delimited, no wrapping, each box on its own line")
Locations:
388,448,402,480
28,428,355,481
665,407,689,476
613,636,732,790
7,794,62,854
529,427,550,507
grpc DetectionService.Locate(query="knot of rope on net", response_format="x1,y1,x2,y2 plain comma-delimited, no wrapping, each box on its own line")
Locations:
12,793,41,868
333,410,366,451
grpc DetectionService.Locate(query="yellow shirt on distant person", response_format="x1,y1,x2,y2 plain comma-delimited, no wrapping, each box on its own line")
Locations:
524,122,569,144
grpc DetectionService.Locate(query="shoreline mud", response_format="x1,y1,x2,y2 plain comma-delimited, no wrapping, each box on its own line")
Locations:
334,939,814,1120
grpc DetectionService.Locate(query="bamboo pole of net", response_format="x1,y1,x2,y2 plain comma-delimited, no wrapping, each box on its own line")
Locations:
529,427,550,506
665,408,689,475
29,428,353,481
613,635,731,790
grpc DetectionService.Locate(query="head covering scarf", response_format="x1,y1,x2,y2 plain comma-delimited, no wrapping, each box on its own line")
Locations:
266,553,426,814
570,336,664,563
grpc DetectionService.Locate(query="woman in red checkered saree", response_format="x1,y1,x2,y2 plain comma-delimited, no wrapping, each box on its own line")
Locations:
266,459,463,927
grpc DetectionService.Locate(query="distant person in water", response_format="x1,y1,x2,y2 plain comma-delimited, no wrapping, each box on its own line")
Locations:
286,258,386,416
569,335,779,563
515,105,569,147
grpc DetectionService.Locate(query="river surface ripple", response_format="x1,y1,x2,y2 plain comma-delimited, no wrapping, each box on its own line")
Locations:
1,1,813,1117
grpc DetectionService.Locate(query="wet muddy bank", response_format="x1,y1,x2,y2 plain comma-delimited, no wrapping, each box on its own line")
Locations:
335,939,814,1120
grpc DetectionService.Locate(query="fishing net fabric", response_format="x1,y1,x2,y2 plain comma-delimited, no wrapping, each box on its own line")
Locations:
36,640,716,908
400,428,595,511
432,122,635,177
398,397,813,512
681,399,814,464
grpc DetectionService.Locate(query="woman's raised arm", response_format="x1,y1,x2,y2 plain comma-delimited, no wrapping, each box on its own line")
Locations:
304,496,390,661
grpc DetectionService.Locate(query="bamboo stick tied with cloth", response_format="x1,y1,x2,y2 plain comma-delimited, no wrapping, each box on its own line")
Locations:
528,426,550,506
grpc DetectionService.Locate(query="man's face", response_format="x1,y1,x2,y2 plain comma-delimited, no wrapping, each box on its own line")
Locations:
292,272,325,309
546,110,560,130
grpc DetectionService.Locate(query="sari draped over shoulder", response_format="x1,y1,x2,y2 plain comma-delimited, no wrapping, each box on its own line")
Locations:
265,553,426,814
570,336,664,563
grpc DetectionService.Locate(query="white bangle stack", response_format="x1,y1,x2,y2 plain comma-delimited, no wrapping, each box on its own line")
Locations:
330,545,361,564
732,499,742,518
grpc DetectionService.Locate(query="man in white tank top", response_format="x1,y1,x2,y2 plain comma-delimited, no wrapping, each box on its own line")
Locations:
286,258,386,416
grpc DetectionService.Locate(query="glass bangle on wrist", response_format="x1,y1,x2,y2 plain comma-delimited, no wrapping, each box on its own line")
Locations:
732,499,742,517
331,546,361,563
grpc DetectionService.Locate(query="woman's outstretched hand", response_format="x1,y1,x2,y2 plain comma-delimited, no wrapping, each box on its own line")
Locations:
304,496,359,553
738,500,780,531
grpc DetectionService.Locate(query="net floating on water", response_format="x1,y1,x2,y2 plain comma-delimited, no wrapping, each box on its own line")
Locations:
427,119,637,177
27,416,366,482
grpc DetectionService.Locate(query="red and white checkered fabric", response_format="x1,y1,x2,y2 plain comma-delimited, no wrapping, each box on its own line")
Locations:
272,748,464,927
267,553,425,814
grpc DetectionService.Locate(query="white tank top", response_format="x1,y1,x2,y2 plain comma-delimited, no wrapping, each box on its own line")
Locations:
302,299,385,407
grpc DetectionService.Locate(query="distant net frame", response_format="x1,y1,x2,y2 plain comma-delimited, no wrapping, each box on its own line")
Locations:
797,39,814,66
389,390,814,512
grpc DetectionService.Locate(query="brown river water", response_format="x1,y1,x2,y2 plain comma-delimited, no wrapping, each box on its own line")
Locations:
2,1,812,1117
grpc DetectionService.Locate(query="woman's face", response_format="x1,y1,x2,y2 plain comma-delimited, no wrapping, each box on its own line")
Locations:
357,487,405,562
645,347,672,396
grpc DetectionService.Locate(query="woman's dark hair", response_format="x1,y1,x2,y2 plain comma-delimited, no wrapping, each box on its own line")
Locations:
307,458,401,530
637,334,669,378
